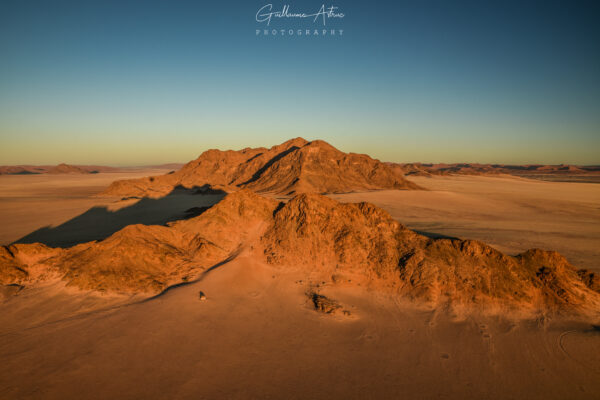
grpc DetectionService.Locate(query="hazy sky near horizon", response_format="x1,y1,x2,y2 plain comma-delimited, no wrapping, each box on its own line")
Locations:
1,0,599,166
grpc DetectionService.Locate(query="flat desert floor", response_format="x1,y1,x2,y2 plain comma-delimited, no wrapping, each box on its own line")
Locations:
1,173,599,399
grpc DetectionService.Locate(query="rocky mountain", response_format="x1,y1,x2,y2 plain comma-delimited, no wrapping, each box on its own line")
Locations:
2,190,598,317
100,138,422,197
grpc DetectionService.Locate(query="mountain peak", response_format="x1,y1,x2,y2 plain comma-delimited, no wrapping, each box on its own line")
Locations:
279,137,309,148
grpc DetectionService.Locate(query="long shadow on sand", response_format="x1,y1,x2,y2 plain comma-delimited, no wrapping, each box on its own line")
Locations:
413,230,459,240
13,186,226,248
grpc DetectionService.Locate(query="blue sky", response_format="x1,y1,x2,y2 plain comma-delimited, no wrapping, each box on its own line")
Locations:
0,0,598,165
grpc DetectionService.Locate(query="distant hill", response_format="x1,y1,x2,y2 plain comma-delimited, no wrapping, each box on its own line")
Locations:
0,165,48,175
47,163,95,174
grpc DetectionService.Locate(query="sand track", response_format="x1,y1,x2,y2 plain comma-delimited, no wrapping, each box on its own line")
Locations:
559,329,600,374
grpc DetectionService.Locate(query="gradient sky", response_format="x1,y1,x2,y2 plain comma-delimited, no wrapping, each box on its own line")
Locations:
1,0,599,166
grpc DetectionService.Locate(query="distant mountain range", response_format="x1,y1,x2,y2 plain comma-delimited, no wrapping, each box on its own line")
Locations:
0,163,187,175
0,163,120,175
388,162,600,177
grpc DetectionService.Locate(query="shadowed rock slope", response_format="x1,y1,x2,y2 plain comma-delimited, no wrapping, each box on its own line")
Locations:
100,138,421,197
2,190,599,317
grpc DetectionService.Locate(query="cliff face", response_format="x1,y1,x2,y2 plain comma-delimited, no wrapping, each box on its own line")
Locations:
2,190,599,317
100,138,421,198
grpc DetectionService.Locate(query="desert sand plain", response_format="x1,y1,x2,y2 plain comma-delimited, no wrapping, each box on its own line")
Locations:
1,168,599,399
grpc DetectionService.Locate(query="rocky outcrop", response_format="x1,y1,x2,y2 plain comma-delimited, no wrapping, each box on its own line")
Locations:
260,193,599,314
100,138,421,197
0,190,277,293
